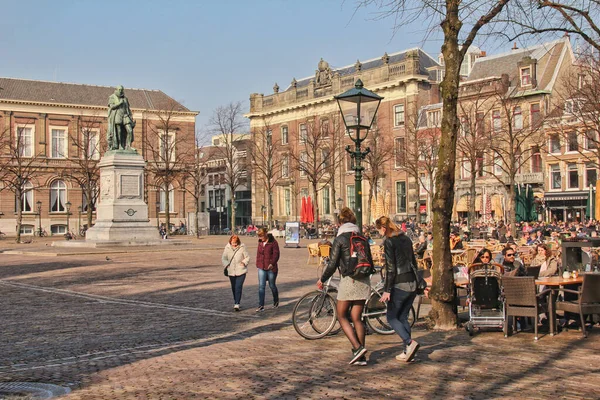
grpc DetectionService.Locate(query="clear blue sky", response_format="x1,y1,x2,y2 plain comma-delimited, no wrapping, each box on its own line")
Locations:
1,0,505,131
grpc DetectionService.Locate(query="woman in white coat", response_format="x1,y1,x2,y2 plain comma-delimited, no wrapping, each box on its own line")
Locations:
222,235,250,311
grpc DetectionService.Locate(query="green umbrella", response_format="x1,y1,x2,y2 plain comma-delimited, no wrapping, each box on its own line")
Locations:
515,184,525,222
586,185,595,220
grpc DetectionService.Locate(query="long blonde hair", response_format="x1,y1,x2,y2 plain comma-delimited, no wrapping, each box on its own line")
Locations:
375,216,400,238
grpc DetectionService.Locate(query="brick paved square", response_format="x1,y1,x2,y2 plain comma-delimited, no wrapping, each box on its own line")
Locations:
0,237,598,399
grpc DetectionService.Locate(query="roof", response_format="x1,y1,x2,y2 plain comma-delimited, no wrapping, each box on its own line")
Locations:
288,48,440,90
0,77,193,113
465,37,571,91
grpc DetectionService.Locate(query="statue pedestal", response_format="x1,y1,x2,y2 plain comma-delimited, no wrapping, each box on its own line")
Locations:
85,152,160,243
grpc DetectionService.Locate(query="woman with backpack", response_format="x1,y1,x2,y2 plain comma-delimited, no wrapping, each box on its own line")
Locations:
317,207,371,366
376,216,420,363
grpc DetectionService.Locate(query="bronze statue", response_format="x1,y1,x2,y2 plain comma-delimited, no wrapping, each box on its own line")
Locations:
107,85,136,151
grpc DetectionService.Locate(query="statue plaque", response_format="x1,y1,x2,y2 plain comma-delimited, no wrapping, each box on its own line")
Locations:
120,175,140,197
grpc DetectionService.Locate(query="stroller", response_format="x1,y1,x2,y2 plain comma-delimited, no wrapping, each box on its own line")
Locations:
464,263,505,336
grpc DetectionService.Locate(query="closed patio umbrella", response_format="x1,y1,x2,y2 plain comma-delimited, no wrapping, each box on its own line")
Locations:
586,185,595,220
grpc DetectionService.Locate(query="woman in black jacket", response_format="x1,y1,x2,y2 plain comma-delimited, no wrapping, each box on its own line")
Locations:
376,216,420,363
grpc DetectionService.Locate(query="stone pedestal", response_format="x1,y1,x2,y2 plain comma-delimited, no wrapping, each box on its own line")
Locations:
85,152,160,243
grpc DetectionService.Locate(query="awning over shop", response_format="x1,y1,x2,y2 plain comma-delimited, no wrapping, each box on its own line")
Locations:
491,195,503,216
456,196,469,212
543,191,589,209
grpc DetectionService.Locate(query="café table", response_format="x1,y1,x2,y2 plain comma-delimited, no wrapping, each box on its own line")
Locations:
535,275,584,335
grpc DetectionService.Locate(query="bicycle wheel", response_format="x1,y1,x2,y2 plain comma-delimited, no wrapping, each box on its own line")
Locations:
292,291,337,340
364,289,394,335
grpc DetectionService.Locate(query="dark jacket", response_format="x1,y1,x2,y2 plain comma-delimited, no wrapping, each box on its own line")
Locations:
383,233,417,293
320,231,374,282
414,241,427,259
256,234,280,273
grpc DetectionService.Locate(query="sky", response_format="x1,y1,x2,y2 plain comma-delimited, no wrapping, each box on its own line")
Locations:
1,0,517,133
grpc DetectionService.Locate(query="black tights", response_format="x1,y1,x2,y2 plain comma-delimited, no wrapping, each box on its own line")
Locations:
337,300,366,350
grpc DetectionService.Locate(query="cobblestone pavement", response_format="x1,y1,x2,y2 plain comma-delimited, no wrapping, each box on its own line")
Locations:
0,236,599,399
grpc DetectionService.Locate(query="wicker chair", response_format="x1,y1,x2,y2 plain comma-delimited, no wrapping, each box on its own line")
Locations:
307,243,320,265
555,274,600,338
502,276,550,340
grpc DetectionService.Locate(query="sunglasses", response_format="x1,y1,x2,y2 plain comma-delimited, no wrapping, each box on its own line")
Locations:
505,253,515,257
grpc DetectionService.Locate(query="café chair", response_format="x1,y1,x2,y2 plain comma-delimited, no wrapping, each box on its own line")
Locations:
555,274,600,338
307,243,320,265
503,276,550,340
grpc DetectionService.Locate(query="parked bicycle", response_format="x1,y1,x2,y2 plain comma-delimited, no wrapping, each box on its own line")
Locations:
292,267,416,340
34,228,47,237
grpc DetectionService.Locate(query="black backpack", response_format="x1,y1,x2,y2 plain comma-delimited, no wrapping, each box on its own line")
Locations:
341,233,375,279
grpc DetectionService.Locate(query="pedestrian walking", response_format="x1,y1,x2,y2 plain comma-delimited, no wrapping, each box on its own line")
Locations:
376,216,420,363
317,207,370,366
222,235,250,311
256,227,280,312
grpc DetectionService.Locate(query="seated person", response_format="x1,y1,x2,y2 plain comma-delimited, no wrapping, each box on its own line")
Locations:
414,234,428,259
499,229,515,244
581,247,597,272
501,246,526,276
472,248,493,265
449,231,464,250
526,231,539,246
318,235,332,247
531,243,559,277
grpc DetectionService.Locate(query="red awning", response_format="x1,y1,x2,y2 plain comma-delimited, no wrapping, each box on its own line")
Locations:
419,205,427,214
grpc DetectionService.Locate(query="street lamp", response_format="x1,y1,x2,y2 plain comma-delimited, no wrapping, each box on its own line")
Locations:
335,79,383,230
36,200,42,236
335,197,343,221
65,201,72,233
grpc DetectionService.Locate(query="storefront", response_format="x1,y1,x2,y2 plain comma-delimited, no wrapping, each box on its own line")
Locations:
543,191,589,223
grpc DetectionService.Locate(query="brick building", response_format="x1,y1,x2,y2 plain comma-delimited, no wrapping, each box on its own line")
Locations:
0,78,197,236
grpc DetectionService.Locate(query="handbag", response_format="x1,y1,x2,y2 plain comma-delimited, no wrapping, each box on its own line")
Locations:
224,247,241,277
410,262,428,295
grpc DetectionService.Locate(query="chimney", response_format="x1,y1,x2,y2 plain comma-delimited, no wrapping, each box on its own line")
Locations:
480,51,486,57
512,43,519,51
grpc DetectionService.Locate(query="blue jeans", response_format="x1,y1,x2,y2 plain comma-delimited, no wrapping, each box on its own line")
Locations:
387,287,417,348
258,269,279,307
229,274,246,305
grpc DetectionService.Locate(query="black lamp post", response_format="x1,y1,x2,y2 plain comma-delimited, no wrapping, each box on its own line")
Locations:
335,79,383,230
65,201,72,233
36,200,42,236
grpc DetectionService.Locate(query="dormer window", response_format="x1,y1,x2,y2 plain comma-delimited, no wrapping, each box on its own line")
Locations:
521,67,531,86
565,99,582,114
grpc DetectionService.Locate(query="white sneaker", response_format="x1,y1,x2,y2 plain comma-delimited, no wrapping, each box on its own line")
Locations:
405,340,420,362
234,304,240,311
395,352,407,361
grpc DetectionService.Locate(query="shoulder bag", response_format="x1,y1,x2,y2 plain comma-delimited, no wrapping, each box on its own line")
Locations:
224,247,241,277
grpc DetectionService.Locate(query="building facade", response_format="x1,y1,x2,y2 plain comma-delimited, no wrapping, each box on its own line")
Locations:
0,78,197,236
247,49,442,226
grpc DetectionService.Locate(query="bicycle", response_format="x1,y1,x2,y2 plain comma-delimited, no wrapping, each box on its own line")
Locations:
34,228,47,237
292,268,416,340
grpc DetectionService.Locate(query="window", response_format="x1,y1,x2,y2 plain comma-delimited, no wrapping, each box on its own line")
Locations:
586,164,597,188
586,130,598,150
460,116,470,137
85,129,100,160
284,189,291,216
396,181,407,213
160,183,175,212
20,225,34,235
322,186,330,214
346,153,354,171
321,148,330,169
394,104,405,127
531,146,542,173
551,164,561,189
50,180,67,212
347,185,356,211
568,163,579,189
476,152,485,177
515,147,523,174
513,107,523,130
51,225,67,235
51,128,67,158
281,126,288,145
521,67,531,86
549,135,561,154
395,137,406,167
320,119,329,137
299,124,307,143
567,132,578,152
461,159,472,180
300,188,309,198
565,99,582,114
17,126,33,157
530,103,541,129
281,154,289,178
159,131,176,160
427,110,440,128
208,175,214,186
17,181,33,212
476,112,485,136
300,152,307,176
493,152,503,175
492,110,501,132
419,173,429,195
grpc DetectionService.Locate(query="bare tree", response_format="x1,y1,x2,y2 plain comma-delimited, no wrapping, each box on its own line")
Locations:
457,85,496,225
290,113,346,231
208,102,247,230
145,100,196,232
57,115,106,231
358,0,512,328
0,119,45,242
182,132,210,237
364,124,395,223
248,117,284,228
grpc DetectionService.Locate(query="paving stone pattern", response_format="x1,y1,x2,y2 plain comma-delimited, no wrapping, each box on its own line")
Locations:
0,236,598,399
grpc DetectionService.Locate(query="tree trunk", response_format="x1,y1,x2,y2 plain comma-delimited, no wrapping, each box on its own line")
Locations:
507,181,516,231
195,193,200,238
165,183,171,233
468,172,477,226
231,192,236,231
267,188,273,229
86,187,94,230
313,183,319,233
367,188,374,225
15,187,22,243
430,7,463,330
